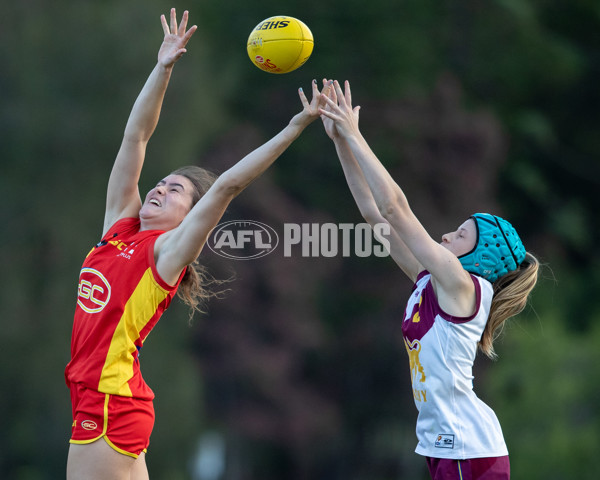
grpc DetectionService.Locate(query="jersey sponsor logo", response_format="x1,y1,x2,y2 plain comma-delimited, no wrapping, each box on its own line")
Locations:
108,238,129,251
404,338,427,402
81,420,98,431
90,236,135,259
435,434,455,449
77,268,111,313
107,238,137,259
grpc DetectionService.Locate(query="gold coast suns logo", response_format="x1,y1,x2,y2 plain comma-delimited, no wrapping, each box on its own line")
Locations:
81,419,98,431
404,338,427,403
77,268,111,313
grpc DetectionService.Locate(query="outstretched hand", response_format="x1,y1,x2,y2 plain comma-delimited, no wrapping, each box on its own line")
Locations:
319,80,361,140
290,79,333,128
320,78,340,140
158,8,197,67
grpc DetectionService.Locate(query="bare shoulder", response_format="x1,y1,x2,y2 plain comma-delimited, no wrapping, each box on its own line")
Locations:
152,230,186,286
431,269,477,318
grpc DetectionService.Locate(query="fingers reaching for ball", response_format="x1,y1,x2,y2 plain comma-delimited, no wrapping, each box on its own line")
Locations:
318,80,361,139
158,8,197,67
291,79,336,129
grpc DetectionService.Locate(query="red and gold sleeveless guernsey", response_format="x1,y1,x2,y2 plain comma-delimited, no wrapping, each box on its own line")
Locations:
65,218,184,400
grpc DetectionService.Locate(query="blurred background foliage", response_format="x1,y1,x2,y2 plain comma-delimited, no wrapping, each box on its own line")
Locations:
1,0,599,478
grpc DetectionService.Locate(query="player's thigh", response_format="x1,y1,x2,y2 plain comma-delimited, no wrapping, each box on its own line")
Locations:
67,439,135,480
131,452,150,480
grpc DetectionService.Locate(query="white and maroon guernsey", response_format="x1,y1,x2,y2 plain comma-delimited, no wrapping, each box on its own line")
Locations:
401,271,508,459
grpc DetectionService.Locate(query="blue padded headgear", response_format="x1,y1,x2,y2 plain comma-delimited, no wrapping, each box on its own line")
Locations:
458,213,526,283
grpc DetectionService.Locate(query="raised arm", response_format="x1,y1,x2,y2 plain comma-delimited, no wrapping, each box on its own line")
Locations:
154,81,330,285
103,9,197,234
320,80,422,280
320,80,474,310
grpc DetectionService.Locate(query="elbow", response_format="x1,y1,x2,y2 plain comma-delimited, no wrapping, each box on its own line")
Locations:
361,207,385,227
378,201,398,221
214,173,244,198
378,196,411,226
122,134,151,148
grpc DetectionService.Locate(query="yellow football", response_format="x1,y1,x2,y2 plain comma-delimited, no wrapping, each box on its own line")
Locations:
247,16,314,74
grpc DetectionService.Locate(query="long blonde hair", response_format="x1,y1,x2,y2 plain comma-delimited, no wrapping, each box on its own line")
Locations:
170,166,231,318
479,252,540,359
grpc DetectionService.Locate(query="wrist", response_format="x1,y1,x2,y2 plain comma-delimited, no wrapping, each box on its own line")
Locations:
288,115,311,132
282,120,308,143
286,123,305,139
157,62,174,75
340,126,362,142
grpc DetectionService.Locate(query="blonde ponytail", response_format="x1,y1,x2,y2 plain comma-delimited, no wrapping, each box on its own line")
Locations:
479,252,540,359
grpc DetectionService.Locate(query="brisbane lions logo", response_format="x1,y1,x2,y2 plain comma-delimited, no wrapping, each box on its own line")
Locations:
404,338,426,385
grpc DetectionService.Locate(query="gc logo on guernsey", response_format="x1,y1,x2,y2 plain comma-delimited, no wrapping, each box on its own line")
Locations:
77,268,111,313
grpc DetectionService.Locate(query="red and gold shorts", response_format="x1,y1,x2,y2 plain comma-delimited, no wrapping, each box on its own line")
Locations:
69,383,155,458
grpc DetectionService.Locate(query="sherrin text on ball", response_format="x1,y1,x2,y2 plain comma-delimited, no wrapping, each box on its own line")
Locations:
247,16,314,74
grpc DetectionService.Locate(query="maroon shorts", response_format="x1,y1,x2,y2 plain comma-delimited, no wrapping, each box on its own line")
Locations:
426,456,510,479
69,383,155,458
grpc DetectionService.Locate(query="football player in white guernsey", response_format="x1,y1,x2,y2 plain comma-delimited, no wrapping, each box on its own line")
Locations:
320,80,539,480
